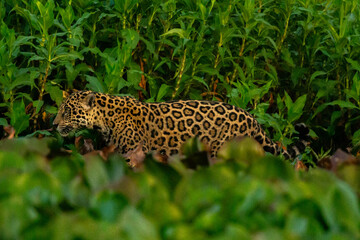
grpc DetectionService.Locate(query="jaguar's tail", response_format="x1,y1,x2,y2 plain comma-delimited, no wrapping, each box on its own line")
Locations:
282,123,311,159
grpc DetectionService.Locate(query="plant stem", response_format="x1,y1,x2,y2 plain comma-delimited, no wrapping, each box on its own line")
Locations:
39,62,51,101
33,62,51,130
172,48,187,99
122,13,126,29
278,11,291,54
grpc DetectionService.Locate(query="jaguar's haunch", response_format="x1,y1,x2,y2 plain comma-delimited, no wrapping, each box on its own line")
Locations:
53,91,308,159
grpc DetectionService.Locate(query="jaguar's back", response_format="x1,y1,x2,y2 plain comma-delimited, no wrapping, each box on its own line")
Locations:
143,100,278,158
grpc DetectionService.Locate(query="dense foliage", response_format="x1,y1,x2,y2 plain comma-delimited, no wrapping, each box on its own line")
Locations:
0,137,359,239
0,0,359,239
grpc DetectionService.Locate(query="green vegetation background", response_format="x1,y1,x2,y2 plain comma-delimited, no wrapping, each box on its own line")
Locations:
0,0,359,239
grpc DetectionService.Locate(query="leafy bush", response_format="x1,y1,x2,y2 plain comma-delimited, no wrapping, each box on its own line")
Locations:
0,137,359,239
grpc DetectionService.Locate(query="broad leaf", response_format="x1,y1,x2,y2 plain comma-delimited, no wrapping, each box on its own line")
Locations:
85,75,105,93
8,100,30,136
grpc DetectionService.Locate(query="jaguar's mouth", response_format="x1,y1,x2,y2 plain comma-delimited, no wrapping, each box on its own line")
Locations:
58,125,74,137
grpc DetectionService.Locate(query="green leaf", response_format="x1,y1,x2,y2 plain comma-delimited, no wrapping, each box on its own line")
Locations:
127,62,142,86
32,100,44,114
59,5,75,29
322,181,360,232
0,137,52,157
284,91,293,111
28,55,46,63
98,12,116,21
121,29,140,49
312,104,328,119
8,100,30,136
350,72,360,99
10,72,31,90
144,158,182,195
85,156,109,192
231,60,246,82
291,67,307,86
313,100,360,119
65,63,91,87
45,83,63,107
281,47,295,68
68,176,91,207
285,93,307,123
119,207,160,240
196,64,219,76
192,76,209,90
25,130,51,138
161,28,187,39
309,71,327,85
91,191,128,222
140,37,155,54
35,0,55,33
0,118,8,126
352,129,360,147
346,58,360,72
327,100,359,109
156,84,171,102
52,48,84,62
114,0,138,13
74,12,92,27
116,78,131,93
85,75,105,93
45,105,58,114
13,6,41,31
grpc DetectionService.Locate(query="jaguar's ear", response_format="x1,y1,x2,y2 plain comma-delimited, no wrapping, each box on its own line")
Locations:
82,93,96,111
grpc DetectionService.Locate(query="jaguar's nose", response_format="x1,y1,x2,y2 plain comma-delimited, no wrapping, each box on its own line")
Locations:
53,114,61,126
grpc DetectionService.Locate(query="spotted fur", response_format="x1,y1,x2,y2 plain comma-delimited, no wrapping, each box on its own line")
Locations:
53,91,307,159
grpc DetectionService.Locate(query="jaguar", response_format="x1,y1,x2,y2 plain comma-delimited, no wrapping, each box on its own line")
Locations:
53,90,309,161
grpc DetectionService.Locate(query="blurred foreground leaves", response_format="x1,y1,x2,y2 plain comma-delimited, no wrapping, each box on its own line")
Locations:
0,137,359,240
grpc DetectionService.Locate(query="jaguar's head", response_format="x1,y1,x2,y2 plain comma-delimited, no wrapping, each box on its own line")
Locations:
53,91,97,136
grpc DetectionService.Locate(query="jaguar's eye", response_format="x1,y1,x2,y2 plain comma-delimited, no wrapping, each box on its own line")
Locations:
63,107,71,118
